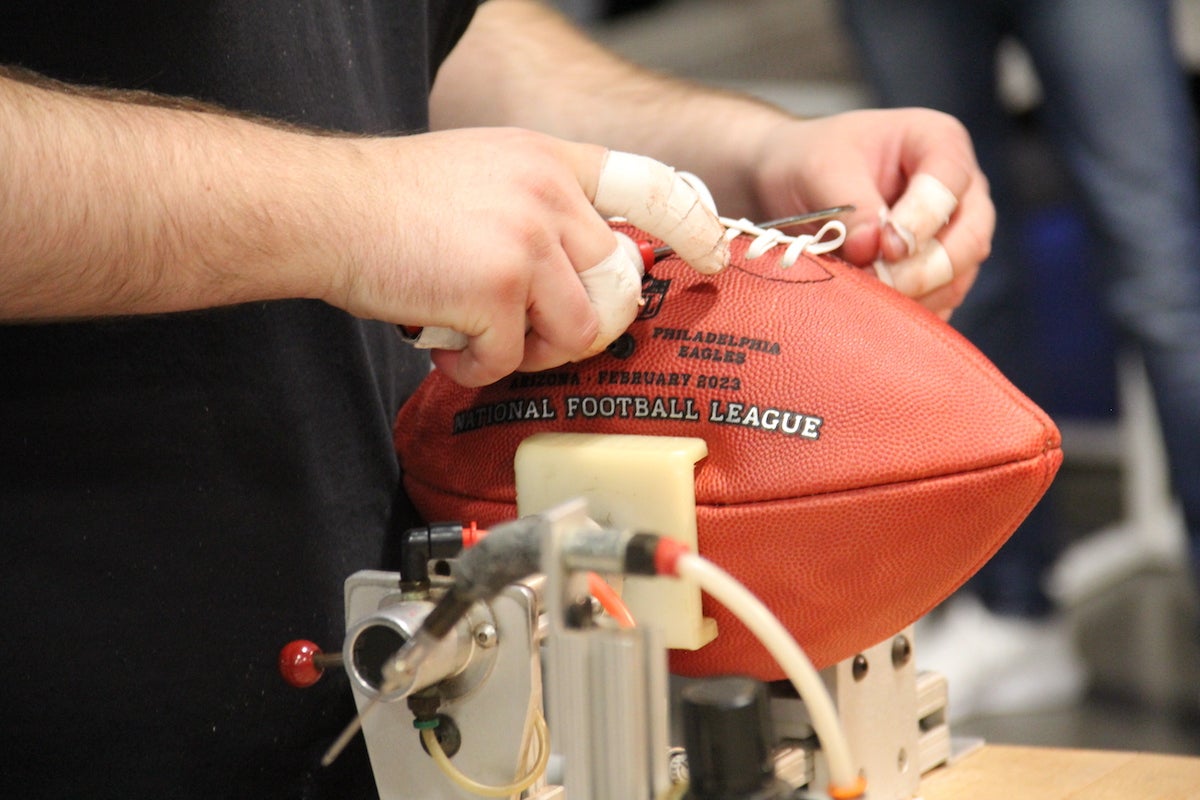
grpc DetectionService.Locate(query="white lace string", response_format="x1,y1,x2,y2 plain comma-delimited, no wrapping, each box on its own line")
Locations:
677,172,846,267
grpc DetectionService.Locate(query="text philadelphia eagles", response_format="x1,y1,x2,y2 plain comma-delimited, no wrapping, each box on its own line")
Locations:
452,395,823,439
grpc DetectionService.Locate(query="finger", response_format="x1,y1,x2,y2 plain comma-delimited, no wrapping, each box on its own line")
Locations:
519,257,609,374
521,237,645,371
574,239,643,356
917,276,971,321
464,226,646,373
904,174,993,316
912,259,976,320
936,171,993,294
417,202,639,375
880,126,976,262
404,326,467,350
785,155,889,268
432,313,528,388
592,150,729,274
881,171,964,262
878,194,986,309
878,239,954,298
841,214,886,267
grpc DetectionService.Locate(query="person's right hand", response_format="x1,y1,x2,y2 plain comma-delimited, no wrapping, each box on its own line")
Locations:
328,127,726,387
746,109,993,320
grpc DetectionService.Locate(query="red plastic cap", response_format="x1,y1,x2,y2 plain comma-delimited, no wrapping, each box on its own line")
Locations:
462,521,488,548
279,639,324,688
654,537,691,577
636,240,656,271
829,775,868,800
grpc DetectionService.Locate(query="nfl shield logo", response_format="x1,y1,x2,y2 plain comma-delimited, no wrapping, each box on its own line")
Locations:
637,275,671,320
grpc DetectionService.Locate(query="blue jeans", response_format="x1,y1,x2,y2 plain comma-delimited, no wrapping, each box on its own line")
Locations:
841,0,1200,610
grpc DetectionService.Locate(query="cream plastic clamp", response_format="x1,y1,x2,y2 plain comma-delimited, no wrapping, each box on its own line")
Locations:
514,432,718,650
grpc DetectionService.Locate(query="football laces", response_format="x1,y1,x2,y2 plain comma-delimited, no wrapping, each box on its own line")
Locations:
678,171,847,267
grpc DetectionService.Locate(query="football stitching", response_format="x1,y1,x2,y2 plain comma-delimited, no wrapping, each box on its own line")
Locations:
401,449,1060,510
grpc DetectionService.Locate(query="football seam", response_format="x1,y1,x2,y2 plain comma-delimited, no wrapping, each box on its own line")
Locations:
400,446,1061,513
729,450,1060,506
883,277,1063,456
903,442,1062,626
725,251,835,284
701,446,1062,508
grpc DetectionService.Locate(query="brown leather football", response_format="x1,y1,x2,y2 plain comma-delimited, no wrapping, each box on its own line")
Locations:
394,221,1061,680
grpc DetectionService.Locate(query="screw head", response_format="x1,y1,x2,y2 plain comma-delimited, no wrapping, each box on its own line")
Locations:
472,622,498,648
891,635,912,669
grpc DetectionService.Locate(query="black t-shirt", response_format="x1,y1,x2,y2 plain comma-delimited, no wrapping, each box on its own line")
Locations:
0,2,477,797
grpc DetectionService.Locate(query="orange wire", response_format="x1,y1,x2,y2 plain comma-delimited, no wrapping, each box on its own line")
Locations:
460,524,634,628
828,775,868,800
586,572,636,629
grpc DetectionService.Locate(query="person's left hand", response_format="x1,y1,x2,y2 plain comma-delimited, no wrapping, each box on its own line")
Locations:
747,108,993,319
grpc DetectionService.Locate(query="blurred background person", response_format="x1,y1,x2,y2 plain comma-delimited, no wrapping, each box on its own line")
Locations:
838,0,1200,718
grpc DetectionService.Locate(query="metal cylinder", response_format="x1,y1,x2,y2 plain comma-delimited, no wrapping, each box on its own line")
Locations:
342,600,475,701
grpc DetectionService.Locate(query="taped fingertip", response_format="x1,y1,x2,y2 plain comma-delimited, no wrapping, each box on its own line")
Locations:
593,150,659,215
689,238,731,275
592,149,623,208
872,259,896,288
594,149,727,276
912,172,959,222
888,172,959,247
404,325,469,351
575,241,644,358
887,240,954,298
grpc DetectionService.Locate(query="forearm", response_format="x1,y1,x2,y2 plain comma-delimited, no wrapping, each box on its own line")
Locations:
0,71,362,320
431,0,793,217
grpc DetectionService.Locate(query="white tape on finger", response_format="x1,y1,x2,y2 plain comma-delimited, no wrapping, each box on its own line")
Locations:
575,240,644,359
593,150,729,275
407,151,724,354
404,326,468,350
405,242,642,356
885,239,954,297
884,173,959,257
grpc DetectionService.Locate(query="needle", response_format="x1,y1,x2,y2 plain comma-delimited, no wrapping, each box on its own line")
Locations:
756,205,857,232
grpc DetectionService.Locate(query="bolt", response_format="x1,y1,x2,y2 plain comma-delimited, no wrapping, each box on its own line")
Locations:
666,746,689,785
417,713,462,759
891,635,912,669
407,688,441,722
473,622,498,648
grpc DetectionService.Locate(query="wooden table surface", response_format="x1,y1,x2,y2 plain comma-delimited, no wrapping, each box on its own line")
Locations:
920,744,1200,800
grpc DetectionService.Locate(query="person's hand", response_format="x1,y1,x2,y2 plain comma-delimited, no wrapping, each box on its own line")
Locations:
329,128,726,386
748,108,993,318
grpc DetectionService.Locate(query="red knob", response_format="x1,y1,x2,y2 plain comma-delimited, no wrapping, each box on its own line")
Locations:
279,639,327,688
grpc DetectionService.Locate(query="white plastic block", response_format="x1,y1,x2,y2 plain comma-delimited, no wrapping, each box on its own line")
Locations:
515,432,718,650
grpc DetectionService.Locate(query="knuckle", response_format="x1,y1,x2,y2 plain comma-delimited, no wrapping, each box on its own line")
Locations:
924,108,970,141
467,346,523,388
967,218,994,265
503,217,558,268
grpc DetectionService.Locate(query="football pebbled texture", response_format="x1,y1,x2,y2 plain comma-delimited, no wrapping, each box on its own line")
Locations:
394,221,1062,680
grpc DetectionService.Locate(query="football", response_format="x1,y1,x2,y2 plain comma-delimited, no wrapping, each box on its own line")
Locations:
394,221,1061,680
